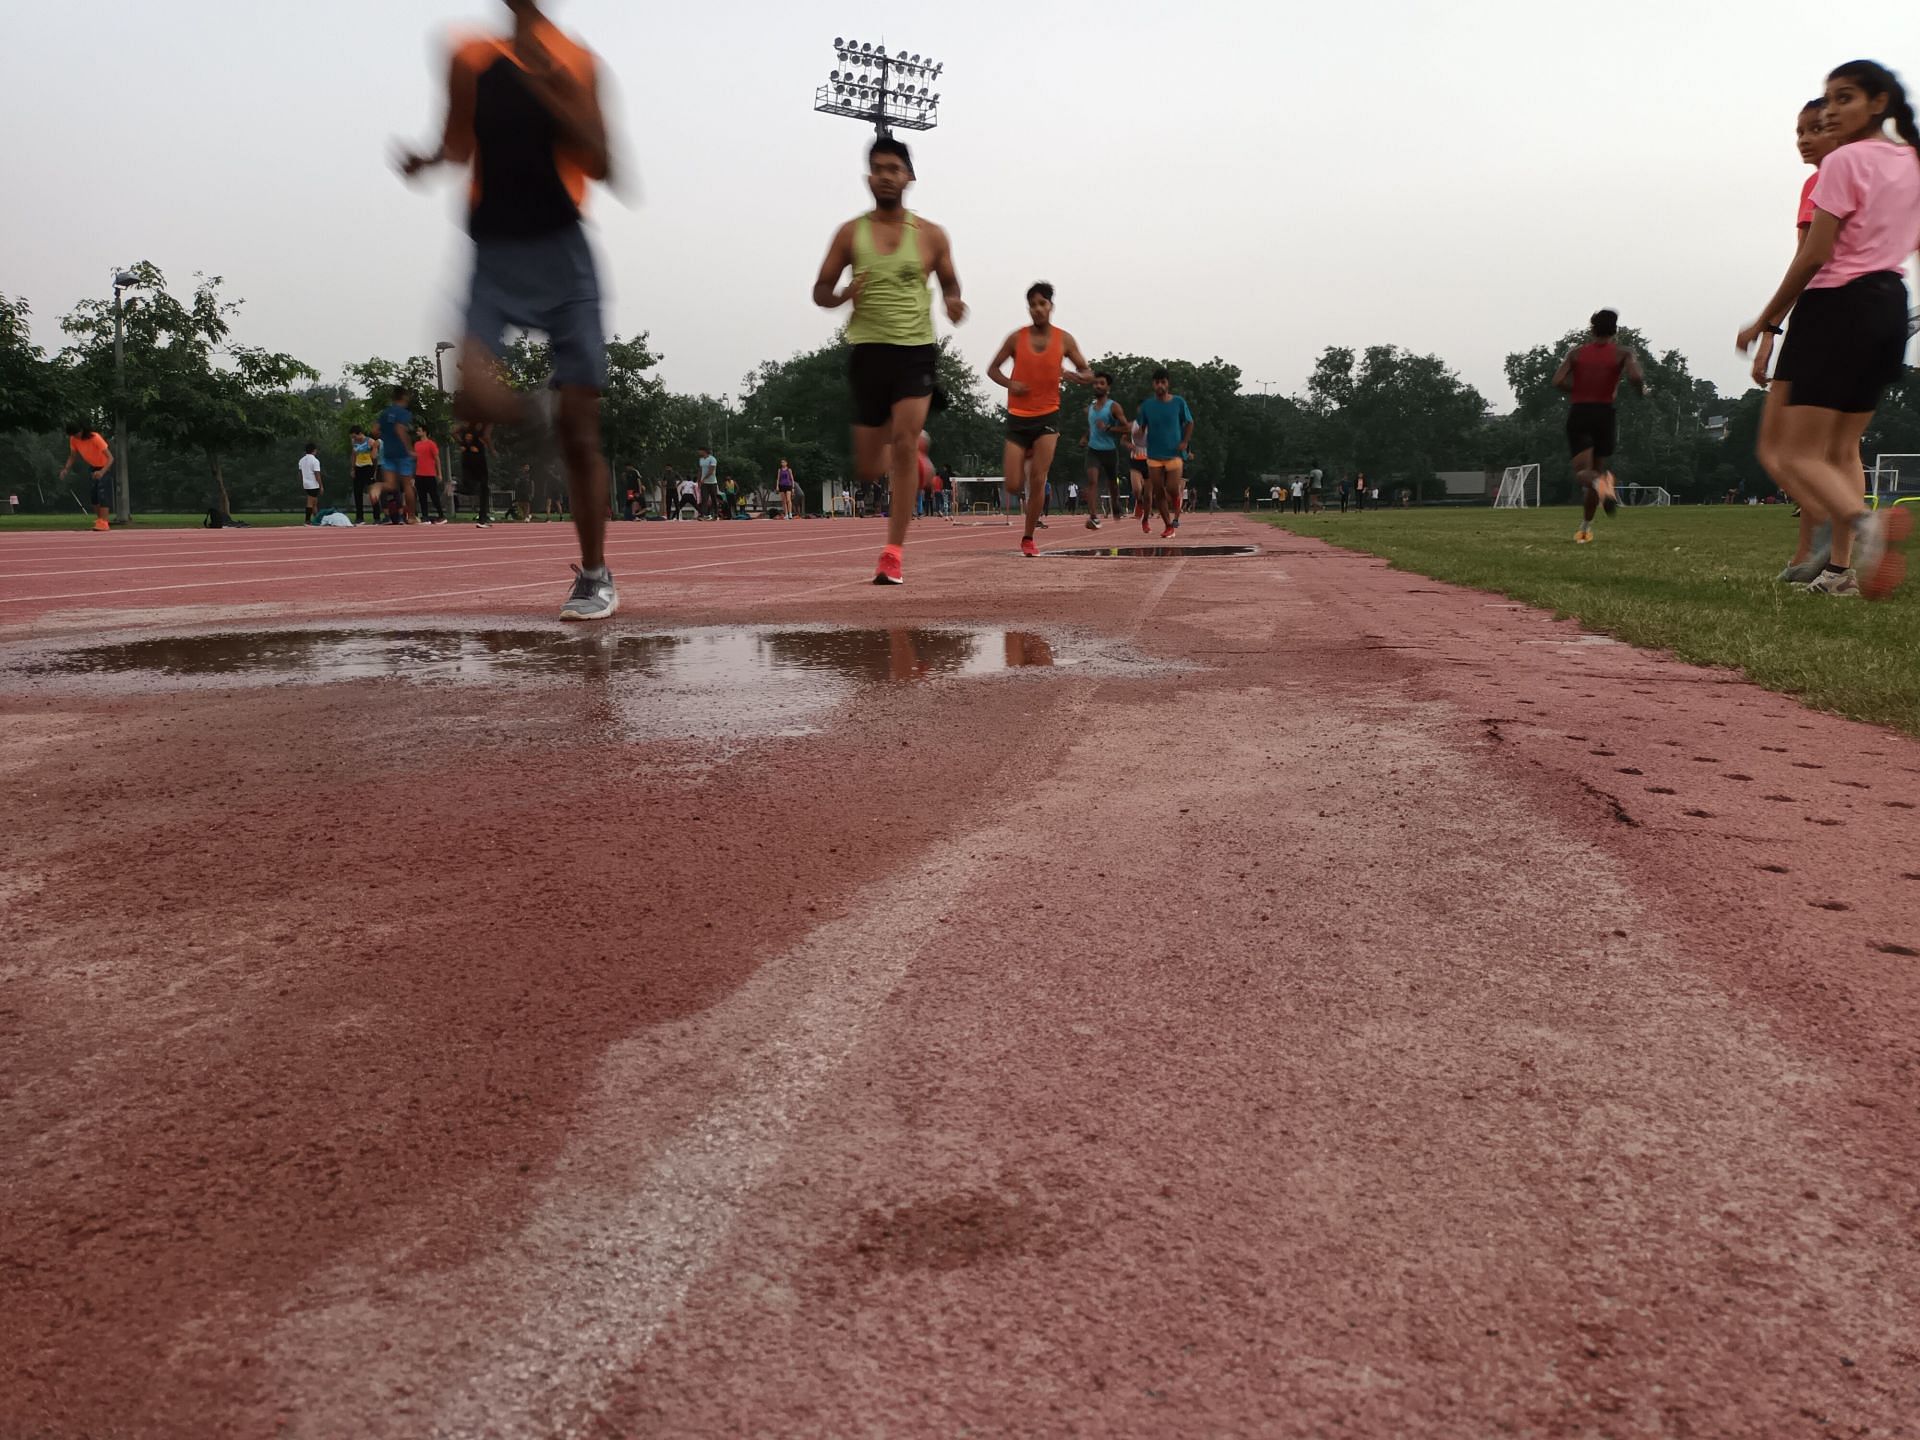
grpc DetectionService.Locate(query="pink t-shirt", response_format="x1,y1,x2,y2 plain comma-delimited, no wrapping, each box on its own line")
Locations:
1807,138,1920,289
1797,171,1818,228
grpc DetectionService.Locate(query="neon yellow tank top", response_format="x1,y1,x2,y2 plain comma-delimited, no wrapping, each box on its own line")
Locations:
845,212,934,347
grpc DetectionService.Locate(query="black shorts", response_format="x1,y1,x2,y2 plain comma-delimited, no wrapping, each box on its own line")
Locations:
1007,411,1060,450
88,464,115,507
1776,271,1911,413
1089,448,1119,482
1566,403,1617,463
459,456,489,491
1129,456,1149,477
848,343,938,428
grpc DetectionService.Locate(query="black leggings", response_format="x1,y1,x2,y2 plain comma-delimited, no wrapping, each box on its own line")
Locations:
416,477,445,520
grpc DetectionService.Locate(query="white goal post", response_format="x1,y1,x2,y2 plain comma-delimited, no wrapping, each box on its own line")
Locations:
1616,483,1671,507
946,476,1016,527
1871,453,1920,510
1493,464,1540,508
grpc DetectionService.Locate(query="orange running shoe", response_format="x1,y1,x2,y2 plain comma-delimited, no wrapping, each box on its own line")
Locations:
1020,536,1038,558
92,518,110,532
873,547,904,585
1858,506,1913,601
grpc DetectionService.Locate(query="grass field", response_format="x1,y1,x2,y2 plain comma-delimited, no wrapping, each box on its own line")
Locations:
1260,505,1920,737
0,512,314,531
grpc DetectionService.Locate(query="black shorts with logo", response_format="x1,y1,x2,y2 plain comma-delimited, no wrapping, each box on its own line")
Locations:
848,343,939,428
1566,403,1617,463
1089,447,1119,482
1006,411,1060,451
1130,456,1149,477
1776,271,1911,414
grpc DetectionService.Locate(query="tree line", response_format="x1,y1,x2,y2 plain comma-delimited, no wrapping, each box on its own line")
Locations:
5,266,1916,515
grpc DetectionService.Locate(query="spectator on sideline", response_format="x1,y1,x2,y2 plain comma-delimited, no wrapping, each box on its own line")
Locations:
622,464,642,520
298,441,324,523
455,421,493,527
676,467,698,518
1309,464,1324,512
776,457,796,518
1289,476,1305,513
348,425,378,523
696,446,717,516
414,425,446,523
721,474,739,519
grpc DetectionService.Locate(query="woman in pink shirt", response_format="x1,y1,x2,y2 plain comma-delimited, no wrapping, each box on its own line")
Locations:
1753,98,1842,582
1739,59,1920,599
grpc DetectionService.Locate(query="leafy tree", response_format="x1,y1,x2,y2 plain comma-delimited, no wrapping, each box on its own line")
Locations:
0,295,68,435
1304,345,1488,500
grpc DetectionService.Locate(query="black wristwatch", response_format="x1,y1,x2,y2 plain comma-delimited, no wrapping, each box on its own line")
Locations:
1764,323,1785,335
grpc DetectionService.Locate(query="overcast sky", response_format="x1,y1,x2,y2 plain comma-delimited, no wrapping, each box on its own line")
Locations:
4,0,1917,413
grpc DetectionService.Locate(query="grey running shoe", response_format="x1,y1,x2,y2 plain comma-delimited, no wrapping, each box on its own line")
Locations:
1777,522,1832,582
1848,512,1885,591
1803,567,1860,597
559,563,618,620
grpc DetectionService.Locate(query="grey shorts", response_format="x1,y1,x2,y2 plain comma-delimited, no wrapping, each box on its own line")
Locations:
466,223,607,391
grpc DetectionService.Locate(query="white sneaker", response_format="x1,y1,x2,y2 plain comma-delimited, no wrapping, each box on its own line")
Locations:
1804,567,1860,596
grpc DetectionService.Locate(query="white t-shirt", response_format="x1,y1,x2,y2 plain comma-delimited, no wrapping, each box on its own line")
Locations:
698,455,717,485
678,477,698,498
299,454,322,491
1290,480,1304,497
1067,484,1079,499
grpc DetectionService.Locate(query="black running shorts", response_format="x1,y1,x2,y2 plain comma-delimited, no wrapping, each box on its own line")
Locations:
1565,403,1617,463
1006,411,1060,450
848,343,939,428
1776,271,1910,413
1129,456,1149,477
88,464,115,508
1089,448,1119,481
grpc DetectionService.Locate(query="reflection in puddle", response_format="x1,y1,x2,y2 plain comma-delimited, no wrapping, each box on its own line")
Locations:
1045,545,1258,558
16,627,1055,688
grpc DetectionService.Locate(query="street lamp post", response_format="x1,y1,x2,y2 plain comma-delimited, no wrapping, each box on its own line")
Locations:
434,341,456,401
773,415,787,444
814,38,943,137
111,268,142,525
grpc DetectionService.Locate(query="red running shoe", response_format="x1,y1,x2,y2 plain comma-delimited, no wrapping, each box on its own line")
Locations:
873,548,904,585
1161,523,1178,539
1020,536,1039,557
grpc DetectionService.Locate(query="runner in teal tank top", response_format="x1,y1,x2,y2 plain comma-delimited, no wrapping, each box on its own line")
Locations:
813,135,968,586
1083,372,1130,531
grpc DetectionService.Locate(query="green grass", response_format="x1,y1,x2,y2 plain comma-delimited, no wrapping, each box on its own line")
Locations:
1258,505,1920,737
0,512,314,531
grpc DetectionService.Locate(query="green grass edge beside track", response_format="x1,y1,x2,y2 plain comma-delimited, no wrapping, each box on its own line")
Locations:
0,513,315,531
1258,506,1920,739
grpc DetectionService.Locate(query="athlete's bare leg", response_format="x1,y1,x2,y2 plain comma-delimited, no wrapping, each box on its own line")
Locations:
871,395,933,549
1019,434,1061,540
1756,379,1831,561
558,386,610,571
1776,406,1875,566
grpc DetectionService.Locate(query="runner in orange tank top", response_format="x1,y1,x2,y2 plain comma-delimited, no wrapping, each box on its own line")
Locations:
987,282,1096,556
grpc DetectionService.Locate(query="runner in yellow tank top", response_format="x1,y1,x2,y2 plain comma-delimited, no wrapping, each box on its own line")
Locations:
813,135,967,586
986,282,1096,556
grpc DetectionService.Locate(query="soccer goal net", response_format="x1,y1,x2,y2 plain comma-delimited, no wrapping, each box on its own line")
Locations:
1871,454,1920,510
946,476,1015,526
1492,464,1540,508
1617,484,1671,506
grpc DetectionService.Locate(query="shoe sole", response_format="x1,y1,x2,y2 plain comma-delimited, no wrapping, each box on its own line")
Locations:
872,574,903,585
559,594,619,621
1860,506,1913,601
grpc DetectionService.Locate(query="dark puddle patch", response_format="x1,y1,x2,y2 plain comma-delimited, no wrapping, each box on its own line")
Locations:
1724,773,1753,782
1886,801,1917,810
1647,786,1678,795
1045,544,1259,558
1807,817,1845,827
7,625,1058,691
1683,809,1714,819
1809,900,1852,912
1876,943,1920,957
1616,767,1643,776
1759,864,1791,874
1792,761,1826,771
1761,746,1789,753
1765,794,1796,803
1833,780,1871,790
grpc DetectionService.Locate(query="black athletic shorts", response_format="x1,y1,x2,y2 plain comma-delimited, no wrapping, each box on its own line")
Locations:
1566,403,1617,463
1775,271,1911,413
848,343,939,428
1089,447,1119,482
459,454,488,492
1129,456,1149,477
88,464,115,508
1006,411,1060,450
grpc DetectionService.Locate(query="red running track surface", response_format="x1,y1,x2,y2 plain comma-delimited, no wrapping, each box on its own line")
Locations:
3,514,1918,1437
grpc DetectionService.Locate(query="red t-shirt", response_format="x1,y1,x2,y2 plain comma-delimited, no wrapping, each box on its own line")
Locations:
414,437,441,477
1567,341,1625,405
69,433,112,468
1797,171,1819,228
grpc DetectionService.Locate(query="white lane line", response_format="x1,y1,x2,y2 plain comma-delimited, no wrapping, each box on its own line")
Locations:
262,832,993,1439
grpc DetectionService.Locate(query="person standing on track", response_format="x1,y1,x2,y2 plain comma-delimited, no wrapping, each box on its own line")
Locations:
812,134,967,586
455,420,494,526
1136,369,1194,539
988,282,1096,558
59,423,115,532
396,0,620,617
1754,98,1842,582
696,446,717,520
1084,371,1129,531
348,425,378,523
298,441,324,523
373,385,418,525
1739,59,1920,599
1553,309,1648,545
414,424,446,523
776,457,796,519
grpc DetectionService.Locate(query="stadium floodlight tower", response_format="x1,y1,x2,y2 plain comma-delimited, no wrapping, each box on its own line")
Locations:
814,38,943,137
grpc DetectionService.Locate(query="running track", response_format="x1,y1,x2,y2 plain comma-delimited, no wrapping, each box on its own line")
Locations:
4,515,1918,1437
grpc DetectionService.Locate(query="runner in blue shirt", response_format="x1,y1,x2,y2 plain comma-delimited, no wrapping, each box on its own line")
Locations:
374,386,418,523
1083,371,1130,531
1133,368,1193,537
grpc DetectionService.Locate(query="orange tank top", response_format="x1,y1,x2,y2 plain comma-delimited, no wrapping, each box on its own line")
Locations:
1008,327,1064,418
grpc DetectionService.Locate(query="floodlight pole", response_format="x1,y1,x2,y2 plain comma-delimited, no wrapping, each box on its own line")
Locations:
111,267,141,525
814,38,943,138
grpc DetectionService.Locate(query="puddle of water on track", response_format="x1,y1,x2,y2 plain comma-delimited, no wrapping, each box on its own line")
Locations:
1046,544,1259,558
9,626,1056,688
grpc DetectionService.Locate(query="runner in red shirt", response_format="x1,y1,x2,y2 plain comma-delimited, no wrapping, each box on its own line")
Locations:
413,427,446,523
1552,309,1648,545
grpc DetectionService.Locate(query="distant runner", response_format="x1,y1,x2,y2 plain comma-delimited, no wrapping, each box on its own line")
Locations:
812,135,967,585
988,282,1095,557
1135,369,1194,538
59,423,114,532
1084,371,1129,530
1553,309,1647,545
